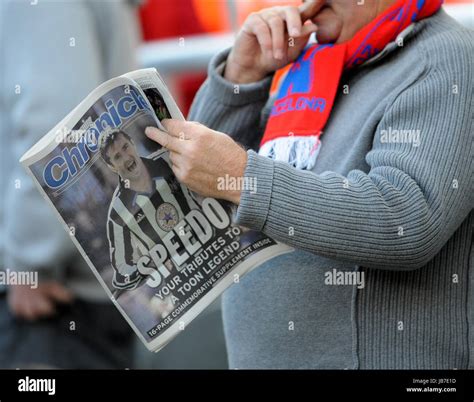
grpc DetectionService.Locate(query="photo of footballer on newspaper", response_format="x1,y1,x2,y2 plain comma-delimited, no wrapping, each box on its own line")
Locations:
99,128,200,292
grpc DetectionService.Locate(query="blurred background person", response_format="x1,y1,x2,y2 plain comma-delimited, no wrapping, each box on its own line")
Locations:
0,0,141,369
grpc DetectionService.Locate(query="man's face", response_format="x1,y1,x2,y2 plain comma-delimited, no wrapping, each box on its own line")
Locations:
106,134,142,181
309,0,396,44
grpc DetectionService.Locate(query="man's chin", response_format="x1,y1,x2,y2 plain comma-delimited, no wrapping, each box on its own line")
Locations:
129,170,141,180
315,33,336,44
314,24,344,44
121,171,141,183
312,9,343,44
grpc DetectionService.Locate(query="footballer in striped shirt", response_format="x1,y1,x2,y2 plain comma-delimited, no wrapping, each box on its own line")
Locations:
99,129,199,291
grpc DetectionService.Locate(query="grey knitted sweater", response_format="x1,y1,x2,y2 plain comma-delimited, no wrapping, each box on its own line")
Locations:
189,9,473,369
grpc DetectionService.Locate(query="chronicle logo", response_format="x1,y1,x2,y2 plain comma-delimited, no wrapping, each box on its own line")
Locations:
156,202,179,232
18,376,56,396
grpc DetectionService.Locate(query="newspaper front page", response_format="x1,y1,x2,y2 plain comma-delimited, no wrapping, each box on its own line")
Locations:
20,69,292,351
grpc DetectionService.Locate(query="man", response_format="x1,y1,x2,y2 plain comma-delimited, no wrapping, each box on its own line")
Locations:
0,0,141,369
145,0,473,369
100,129,198,290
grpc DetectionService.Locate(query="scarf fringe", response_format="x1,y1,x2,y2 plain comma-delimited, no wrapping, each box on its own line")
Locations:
258,136,321,170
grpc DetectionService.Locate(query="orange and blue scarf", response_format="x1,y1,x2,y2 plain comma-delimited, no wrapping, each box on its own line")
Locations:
260,0,443,170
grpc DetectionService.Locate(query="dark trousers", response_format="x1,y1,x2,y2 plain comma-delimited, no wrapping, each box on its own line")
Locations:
0,293,134,369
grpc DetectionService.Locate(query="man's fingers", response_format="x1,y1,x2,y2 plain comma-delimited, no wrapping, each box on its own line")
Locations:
46,282,74,304
20,302,36,321
283,6,303,37
14,296,52,321
265,13,285,60
161,119,192,138
34,297,56,317
145,126,183,153
252,15,273,58
288,22,318,58
300,21,318,37
299,0,325,21
168,151,182,169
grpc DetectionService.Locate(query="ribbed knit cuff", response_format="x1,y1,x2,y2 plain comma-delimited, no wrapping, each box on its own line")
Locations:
206,48,273,106
235,150,274,231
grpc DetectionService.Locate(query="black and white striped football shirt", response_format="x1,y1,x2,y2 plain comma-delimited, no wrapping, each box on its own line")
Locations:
106,155,199,290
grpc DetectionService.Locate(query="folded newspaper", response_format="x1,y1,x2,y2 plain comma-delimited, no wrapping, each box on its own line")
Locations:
20,69,292,352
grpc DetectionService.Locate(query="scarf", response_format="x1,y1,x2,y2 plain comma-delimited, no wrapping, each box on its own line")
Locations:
260,0,443,170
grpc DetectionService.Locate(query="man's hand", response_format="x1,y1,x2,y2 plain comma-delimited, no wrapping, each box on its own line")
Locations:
224,1,324,84
7,281,74,321
145,120,248,205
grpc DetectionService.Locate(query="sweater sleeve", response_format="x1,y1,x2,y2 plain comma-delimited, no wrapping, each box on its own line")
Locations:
188,48,273,150
234,65,473,271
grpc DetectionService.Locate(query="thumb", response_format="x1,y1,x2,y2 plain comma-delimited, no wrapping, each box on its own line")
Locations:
300,0,326,21
288,22,317,59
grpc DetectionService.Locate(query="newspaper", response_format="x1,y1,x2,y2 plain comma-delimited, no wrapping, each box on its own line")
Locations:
20,69,292,352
